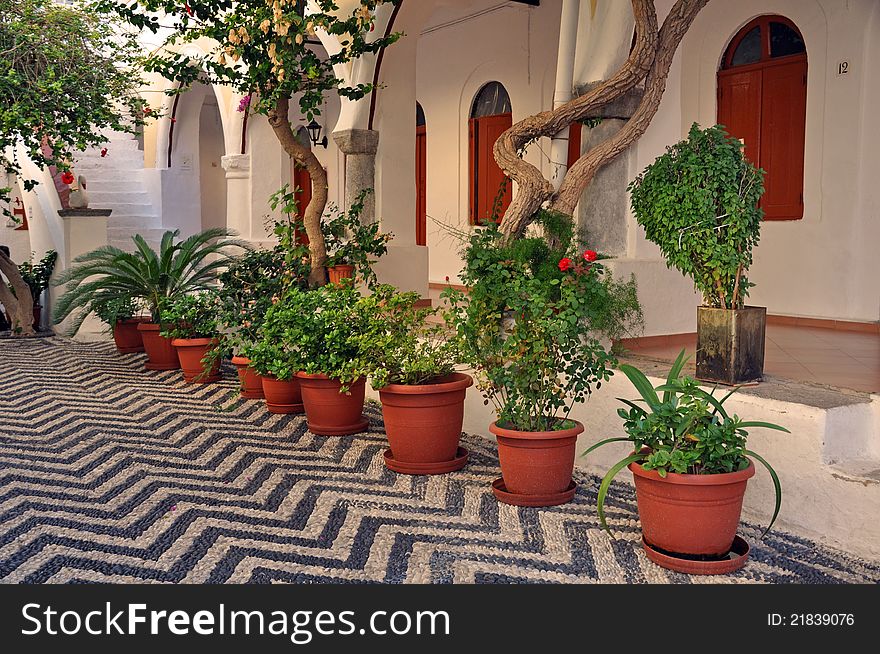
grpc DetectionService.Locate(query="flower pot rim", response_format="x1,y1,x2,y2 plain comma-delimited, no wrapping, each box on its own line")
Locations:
629,459,756,485
327,264,355,271
376,372,473,395
263,374,297,383
697,305,766,312
296,371,365,383
231,355,251,366
137,321,163,332
171,337,218,347
489,419,584,441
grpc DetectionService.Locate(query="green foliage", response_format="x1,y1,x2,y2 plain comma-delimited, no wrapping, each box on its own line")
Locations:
443,216,643,432
628,123,765,309
583,350,788,537
95,0,400,122
52,228,248,334
323,189,391,287
15,250,57,301
159,291,222,340
90,294,141,328
249,282,382,387
267,184,315,282
366,286,460,388
0,0,146,211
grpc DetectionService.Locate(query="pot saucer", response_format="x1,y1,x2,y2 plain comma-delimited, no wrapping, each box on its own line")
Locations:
383,447,468,475
145,362,180,371
307,416,370,436
266,402,305,415
241,389,265,400
491,478,577,507
642,535,750,575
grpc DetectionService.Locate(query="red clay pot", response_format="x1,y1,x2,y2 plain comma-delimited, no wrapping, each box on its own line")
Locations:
137,322,180,370
296,372,369,436
113,318,146,354
490,420,583,497
327,264,355,285
378,373,473,473
232,355,264,399
172,337,221,383
261,375,304,414
630,460,756,557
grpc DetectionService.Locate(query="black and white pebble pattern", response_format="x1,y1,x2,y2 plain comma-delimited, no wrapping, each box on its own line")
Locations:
1,337,878,584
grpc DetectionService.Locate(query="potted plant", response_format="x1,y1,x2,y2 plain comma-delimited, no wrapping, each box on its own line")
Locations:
221,196,311,399
53,228,246,370
369,286,471,474
256,282,379,434
16,250,57,330
91,294,146,353
628,123,766,385
584,350,788,574
322,189,391,286
160,292,223,383
444,214,643,506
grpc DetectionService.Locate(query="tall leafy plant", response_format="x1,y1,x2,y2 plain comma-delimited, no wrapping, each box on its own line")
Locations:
53,228,247,334
628,123,765,309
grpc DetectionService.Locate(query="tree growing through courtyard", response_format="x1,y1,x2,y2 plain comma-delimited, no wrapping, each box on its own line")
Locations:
97,0,400,287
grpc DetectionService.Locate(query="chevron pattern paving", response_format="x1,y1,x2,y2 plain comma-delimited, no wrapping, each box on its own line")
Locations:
1,337,878,584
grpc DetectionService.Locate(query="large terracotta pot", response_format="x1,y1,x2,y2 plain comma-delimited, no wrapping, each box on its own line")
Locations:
137,322,180,370
490,420,583,502
378,373,473,474
296,372,368,436
327,264,355,285
261,375,304,414
172,337,221,383
232,356,264,399
113,318,146,354
630,460,755,557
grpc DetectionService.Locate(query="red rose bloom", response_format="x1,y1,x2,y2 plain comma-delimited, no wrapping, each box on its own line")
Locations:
558,258,573,272
60,171,75,185
583,250,598,262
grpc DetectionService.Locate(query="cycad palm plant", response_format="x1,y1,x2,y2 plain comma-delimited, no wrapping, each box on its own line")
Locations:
53,228,248,335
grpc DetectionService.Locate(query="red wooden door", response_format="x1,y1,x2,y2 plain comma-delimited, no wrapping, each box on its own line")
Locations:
717,68,762,167
415,124,427,246
759,59,806,219
567,120,582,168
469,112,512,224
291,162,312,244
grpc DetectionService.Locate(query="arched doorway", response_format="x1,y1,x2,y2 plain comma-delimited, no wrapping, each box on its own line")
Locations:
717,15,807,220
416,102,426,246
199,91,227,232
469,82,512,225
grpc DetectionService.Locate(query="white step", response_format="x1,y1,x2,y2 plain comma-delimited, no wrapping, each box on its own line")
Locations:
108,216,162,230
108,228,167,251
85,180,145,192
75,168,145,183
87,190,152,204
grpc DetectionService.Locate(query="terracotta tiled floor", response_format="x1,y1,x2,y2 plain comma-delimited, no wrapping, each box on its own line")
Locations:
624,325,880,394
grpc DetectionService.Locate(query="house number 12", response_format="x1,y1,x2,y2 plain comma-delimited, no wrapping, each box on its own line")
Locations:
838,61,849,75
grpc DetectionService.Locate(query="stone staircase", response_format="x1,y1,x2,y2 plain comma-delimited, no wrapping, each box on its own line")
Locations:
73,132,165,251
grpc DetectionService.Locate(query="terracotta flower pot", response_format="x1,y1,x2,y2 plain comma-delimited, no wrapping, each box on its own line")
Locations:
261,375,304,414
327,264,355,285
113,318,146,354
232,355,264,399
296,372,369,436
172,337,221,383
630,460,755,557
378,373,473,474
137,322,180,370
489,420,583,506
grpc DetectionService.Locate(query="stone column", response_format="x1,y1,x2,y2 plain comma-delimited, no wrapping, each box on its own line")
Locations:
221,154,252,240
55,209,111,339
332,129,380,223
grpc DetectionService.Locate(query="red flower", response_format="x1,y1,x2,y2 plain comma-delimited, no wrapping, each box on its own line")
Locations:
583,250,597,262
143,107,152,116
60,171,75,185
100,148,108,158
558,258,573,272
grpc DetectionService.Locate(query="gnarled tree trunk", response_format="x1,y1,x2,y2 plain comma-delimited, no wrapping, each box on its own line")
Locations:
494,0,709,240
267,94,329,288
0,251,35,336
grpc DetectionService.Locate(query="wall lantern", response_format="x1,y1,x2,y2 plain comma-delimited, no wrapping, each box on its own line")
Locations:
306,119,328,149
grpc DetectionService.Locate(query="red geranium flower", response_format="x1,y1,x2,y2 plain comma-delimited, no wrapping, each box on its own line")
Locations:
60,171,75,185
100,148,108,158
558,258,573,272
583,250,597,262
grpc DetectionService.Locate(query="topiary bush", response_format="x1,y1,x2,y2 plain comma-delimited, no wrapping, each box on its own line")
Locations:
627,123,765,309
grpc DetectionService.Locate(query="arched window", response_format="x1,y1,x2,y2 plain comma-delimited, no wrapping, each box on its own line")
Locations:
416,103,427,246
290,127,312,243
469,82,512,225
717,15,807,220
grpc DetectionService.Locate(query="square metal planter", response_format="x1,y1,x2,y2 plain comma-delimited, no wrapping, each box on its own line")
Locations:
696,306,766,385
